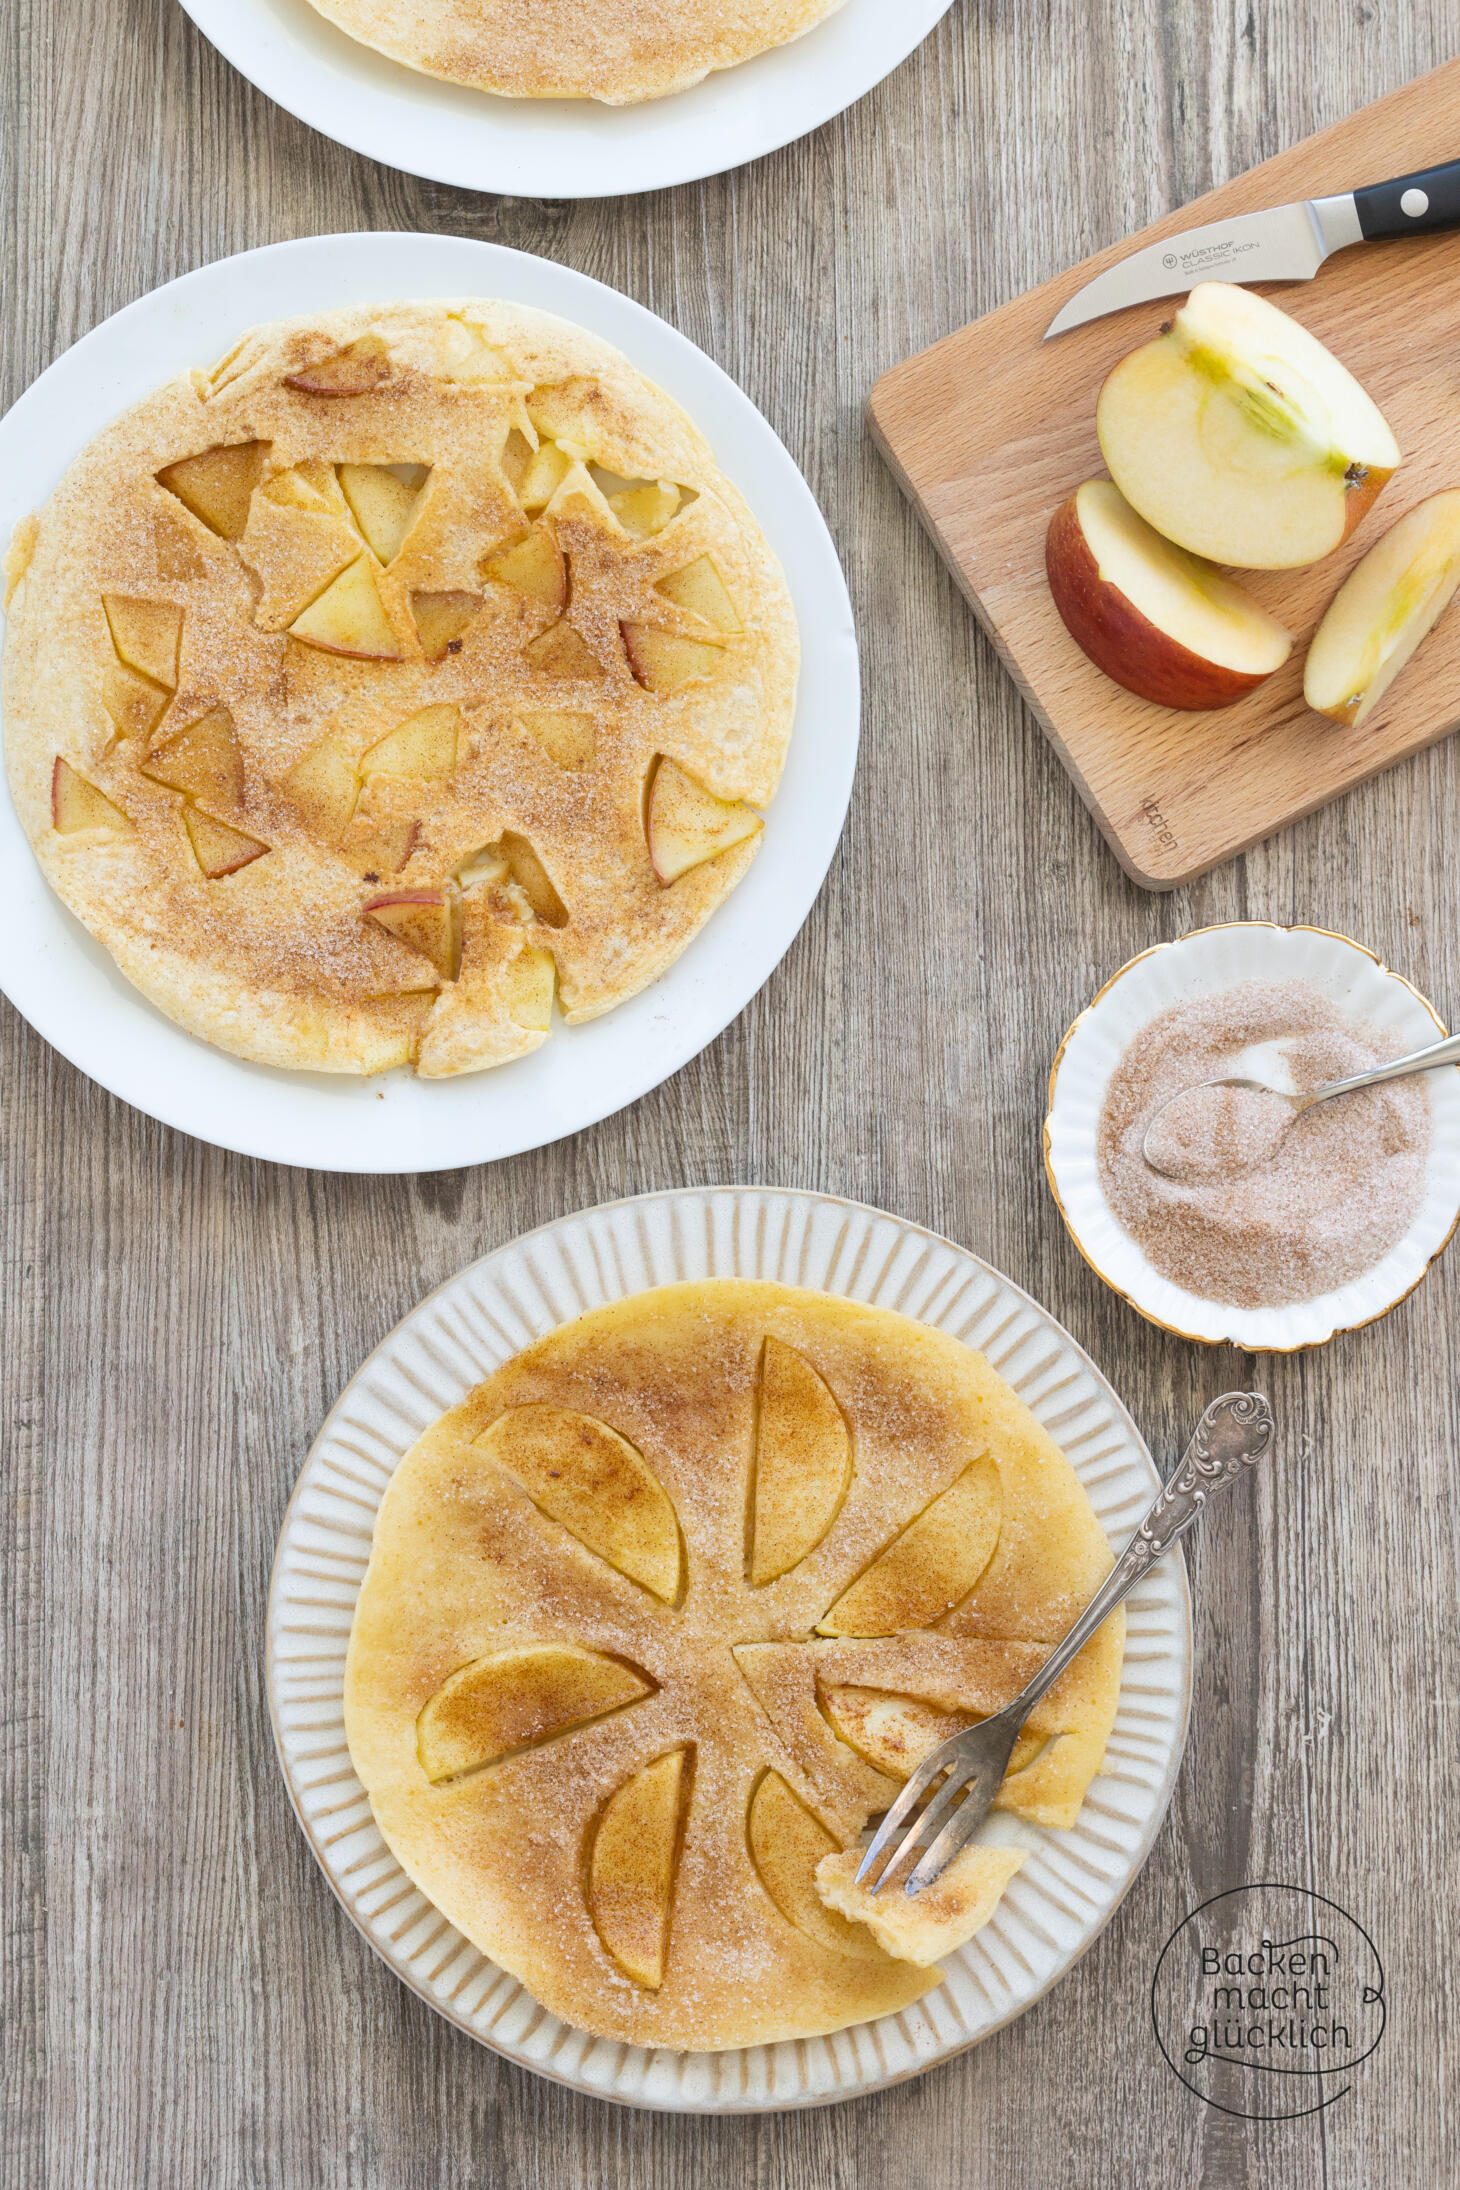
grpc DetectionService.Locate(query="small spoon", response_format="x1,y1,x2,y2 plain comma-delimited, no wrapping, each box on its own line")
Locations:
1140,1026,1460,1180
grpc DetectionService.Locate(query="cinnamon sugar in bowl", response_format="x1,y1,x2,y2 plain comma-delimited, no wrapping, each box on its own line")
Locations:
1043,925,1460,1350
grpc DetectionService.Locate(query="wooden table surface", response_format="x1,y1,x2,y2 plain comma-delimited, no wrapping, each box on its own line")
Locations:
3,2,1457,2184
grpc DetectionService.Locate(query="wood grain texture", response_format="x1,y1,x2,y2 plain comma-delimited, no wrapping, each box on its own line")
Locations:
869,60,1460,887
2,1,1458,2185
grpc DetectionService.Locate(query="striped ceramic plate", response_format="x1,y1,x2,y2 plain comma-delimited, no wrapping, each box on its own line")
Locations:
267,1187,1192,2109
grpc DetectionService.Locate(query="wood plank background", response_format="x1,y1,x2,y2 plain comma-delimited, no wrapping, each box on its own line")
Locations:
2,1,1456,2184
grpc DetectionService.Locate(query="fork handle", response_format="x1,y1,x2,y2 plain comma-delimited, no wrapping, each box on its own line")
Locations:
1313,1027,1460,1103
1011,1393,1275,1715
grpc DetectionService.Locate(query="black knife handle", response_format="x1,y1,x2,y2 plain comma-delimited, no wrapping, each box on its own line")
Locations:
1354,157,1460,241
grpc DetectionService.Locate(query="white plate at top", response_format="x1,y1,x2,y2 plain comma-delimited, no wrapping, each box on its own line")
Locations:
268,1185,1192,2111
177,0,957,198
0,232,858,1173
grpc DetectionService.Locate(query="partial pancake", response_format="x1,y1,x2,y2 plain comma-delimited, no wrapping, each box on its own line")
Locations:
3,301,798,1076
302,0,851,106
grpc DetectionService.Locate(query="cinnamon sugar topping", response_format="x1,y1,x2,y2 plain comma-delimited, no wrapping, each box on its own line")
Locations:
1098,980,1431,1308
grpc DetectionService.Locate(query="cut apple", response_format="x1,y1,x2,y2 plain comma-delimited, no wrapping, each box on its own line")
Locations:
184,807,269,879
289,558,402,659
609,480,681,539
283,335,391,396
1097,284,1400,570
516,441,574,514
360,702,460,780
440,317,516,385
282,735,360,842
411,590,480,661
622,623,725,693
655,556,742,634
523,619,604,680
476,1404,681,1600
504,940,556,1029
155,441,266,542
745,1772,882,1959
417,1645,653,1785
483,526,568,612
101,595,182,689
517,707,595,769
645,756,761,884
337,463,428,564
500,426,535,497
140,705,244,808
816,1454,1002,1637
261,462,339,515
747,1338,852,1586
587,1749,690,1991
364,887,461,980
1304,489,1460,728
495,831,567,926
1045,480,1293,708
51,758,130,835
821,1685,1044,1782
102,663,171,742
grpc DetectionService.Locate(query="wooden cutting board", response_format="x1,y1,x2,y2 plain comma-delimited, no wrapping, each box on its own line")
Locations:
868,61,1460,888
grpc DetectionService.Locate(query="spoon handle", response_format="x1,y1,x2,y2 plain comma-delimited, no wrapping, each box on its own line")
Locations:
1315,1027,1460,1102
1010,1393,1275,1715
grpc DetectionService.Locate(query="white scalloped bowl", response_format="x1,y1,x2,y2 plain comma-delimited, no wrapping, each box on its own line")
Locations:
267,1186,1192,2111
1044,923,1460,1352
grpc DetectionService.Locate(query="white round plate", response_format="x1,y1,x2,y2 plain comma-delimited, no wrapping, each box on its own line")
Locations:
0,233,858,1173
268,1186,1192,2111
1045,922,1460,1351
176,0,957,198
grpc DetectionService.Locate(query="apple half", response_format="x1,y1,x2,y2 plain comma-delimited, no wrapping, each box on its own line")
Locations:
1097,283,1400,570
1046,479,1293,708
1304,489,1460,729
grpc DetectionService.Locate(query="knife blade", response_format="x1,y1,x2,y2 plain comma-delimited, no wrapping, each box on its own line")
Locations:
1044,156,1460,339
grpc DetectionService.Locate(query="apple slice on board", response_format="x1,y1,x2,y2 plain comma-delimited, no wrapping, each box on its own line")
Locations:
1046,480,1293,708
1304,489,1460,729
1096,283,1400,570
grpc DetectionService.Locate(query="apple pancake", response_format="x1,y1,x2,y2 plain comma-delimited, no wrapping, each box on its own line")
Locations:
3,302,797,1077
301,0,850,106
344,1281,1124,2050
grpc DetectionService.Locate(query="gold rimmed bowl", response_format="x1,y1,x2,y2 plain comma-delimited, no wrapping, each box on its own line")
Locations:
1043,923,1460,1351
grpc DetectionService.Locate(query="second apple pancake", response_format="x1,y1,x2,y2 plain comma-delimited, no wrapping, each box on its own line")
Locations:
344,1281,1125,2051
3,301,798,1077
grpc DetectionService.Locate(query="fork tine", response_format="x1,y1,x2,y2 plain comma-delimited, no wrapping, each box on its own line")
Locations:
853,1749,946,1890
869,1754,975,1887
903,1778,991,1897
855,1728,979,1893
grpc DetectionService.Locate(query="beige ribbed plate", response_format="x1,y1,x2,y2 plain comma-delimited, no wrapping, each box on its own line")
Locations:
267,1187,1192,2110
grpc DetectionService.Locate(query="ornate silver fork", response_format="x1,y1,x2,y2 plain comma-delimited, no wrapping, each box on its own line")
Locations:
854,1391,1275,1898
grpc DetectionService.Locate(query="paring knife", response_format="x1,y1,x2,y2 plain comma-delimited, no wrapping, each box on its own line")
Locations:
1045,155,1460,338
